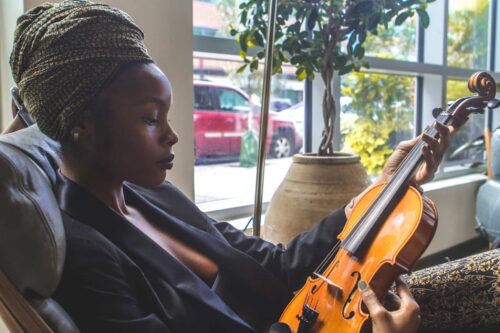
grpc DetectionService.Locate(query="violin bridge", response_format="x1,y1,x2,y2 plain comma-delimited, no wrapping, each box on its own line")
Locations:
313,272,343,294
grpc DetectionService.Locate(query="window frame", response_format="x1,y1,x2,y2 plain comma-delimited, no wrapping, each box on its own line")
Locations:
193,0,500,221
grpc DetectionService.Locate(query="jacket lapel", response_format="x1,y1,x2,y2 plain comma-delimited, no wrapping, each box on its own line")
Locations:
55,173,256,332
124,183,292,329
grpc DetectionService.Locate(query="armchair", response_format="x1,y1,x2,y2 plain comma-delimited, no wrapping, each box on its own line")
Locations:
0,125,78,332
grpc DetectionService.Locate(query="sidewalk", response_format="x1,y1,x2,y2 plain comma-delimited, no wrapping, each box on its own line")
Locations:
194,157,293,205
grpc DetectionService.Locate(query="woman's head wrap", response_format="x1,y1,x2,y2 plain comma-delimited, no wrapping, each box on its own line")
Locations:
10,0,153,140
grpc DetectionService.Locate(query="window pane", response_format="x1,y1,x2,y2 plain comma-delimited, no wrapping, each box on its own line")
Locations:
214,88,250,112
448,0,489,69
341,73,415,176
193,56,304,205
443,79,485,171
365,16,417,62
193,0,239,38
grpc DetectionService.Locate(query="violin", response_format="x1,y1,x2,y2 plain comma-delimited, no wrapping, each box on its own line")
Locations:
278,72,497,333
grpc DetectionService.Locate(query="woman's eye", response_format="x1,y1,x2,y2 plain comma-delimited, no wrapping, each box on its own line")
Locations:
142,117,158,126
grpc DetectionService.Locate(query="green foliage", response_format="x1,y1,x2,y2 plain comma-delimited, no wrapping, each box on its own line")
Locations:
233,0,433,155
234,0,433,80
363,15,417,60
342,72,414,175
448,0,489,69
215,0,240,37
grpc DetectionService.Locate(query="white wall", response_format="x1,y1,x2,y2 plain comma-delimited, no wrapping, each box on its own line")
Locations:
22,0,195,198
0,0,23,130
423,175,485,255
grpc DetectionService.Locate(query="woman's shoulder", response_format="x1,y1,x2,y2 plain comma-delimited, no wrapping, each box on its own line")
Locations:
60,212,126,267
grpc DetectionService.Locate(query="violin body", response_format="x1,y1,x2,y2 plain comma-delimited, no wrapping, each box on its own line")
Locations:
279,184,437,333
278,71,496,333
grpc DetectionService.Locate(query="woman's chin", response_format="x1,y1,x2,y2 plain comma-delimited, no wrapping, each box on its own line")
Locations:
128,172,167,188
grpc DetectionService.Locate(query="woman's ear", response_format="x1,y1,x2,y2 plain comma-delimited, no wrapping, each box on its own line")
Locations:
69,112,91,142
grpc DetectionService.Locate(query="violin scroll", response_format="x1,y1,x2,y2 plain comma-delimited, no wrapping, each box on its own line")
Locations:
468,72,496,99
449,72,497,129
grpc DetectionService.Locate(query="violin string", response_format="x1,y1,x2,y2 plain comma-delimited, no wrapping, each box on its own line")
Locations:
315,242,340,273
342,114,450,250
314,240,341,274
312,116,452,276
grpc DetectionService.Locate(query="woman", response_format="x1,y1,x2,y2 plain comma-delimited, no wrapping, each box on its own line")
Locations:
7,1,492,332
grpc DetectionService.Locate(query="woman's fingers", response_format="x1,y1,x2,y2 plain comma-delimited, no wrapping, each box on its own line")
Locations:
358,280,388,320
360,278,421,333
435,121,451,145
395,277,418,308
383,290,401,311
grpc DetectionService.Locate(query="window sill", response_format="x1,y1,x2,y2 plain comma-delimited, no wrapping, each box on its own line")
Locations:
201,172,487,231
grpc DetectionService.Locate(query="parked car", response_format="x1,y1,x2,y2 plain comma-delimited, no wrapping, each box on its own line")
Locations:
270,98,292,112
193,80,303,160
278,102,304,139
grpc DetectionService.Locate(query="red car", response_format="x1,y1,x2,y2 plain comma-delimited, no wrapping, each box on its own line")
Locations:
193,80,303,160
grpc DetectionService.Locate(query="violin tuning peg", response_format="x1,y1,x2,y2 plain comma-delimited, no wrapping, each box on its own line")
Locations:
432,108,443,119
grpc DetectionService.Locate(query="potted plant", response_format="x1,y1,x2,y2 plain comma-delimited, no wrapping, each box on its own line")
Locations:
232,0,434,243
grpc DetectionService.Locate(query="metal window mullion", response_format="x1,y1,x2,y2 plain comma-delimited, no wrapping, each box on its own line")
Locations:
487,0,497,132
488,0,497,72
333,72,341,151
437,0,450,175
304,78,313,153
415,11,425,136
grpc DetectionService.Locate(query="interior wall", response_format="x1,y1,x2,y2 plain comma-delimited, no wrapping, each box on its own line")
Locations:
0,0,24,130
423,175,485,255
23,0,195,198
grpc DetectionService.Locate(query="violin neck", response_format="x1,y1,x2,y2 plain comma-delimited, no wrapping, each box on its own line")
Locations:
391,113,451,187
341,113,451,257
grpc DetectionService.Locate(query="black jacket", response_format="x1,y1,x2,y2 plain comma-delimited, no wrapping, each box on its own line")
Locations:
53,172,347,332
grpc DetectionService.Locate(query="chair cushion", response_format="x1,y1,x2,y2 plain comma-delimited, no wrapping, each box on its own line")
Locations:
476,180,500,240
0,125,64,298
491,128,500,180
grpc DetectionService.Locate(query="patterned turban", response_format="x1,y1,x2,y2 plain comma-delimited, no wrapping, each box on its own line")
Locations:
10,0,153,140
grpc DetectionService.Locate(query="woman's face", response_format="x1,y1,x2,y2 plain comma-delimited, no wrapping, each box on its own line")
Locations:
87,63,178,187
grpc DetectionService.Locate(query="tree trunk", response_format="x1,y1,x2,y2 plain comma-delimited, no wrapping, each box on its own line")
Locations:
318,67,336,156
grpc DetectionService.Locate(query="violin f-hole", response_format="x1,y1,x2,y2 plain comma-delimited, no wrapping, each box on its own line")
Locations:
342,271,361,320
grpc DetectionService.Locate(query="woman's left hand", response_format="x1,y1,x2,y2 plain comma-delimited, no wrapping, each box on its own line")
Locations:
378,122,455,186
359,277,421,333
345,122,454,220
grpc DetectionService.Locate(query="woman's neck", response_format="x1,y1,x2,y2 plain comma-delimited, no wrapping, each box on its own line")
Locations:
60,161,129,215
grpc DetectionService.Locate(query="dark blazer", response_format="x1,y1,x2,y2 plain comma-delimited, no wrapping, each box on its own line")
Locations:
53,172,347,333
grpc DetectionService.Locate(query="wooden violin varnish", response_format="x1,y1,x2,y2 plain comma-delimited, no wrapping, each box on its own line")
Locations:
278,72,497,333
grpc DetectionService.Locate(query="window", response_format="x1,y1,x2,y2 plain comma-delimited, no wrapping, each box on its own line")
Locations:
193,56,305,206
214,88,249,112
194,85,215,110
448,0,490,69
365,16,417,62
193,0,500,222
193,0,239,38
443,79,486,172
341,72,415,176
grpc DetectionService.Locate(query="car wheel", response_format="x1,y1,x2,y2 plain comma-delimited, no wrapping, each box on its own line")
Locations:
271,134,292,158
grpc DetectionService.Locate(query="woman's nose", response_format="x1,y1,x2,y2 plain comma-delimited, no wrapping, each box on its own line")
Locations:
161,122,178,146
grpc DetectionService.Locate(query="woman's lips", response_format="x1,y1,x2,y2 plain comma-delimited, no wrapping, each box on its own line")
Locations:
157,155,174,170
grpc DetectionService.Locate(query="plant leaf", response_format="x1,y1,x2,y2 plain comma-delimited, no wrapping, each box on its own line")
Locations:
395,11,410,26
236,63,248,74
416,9,430,28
